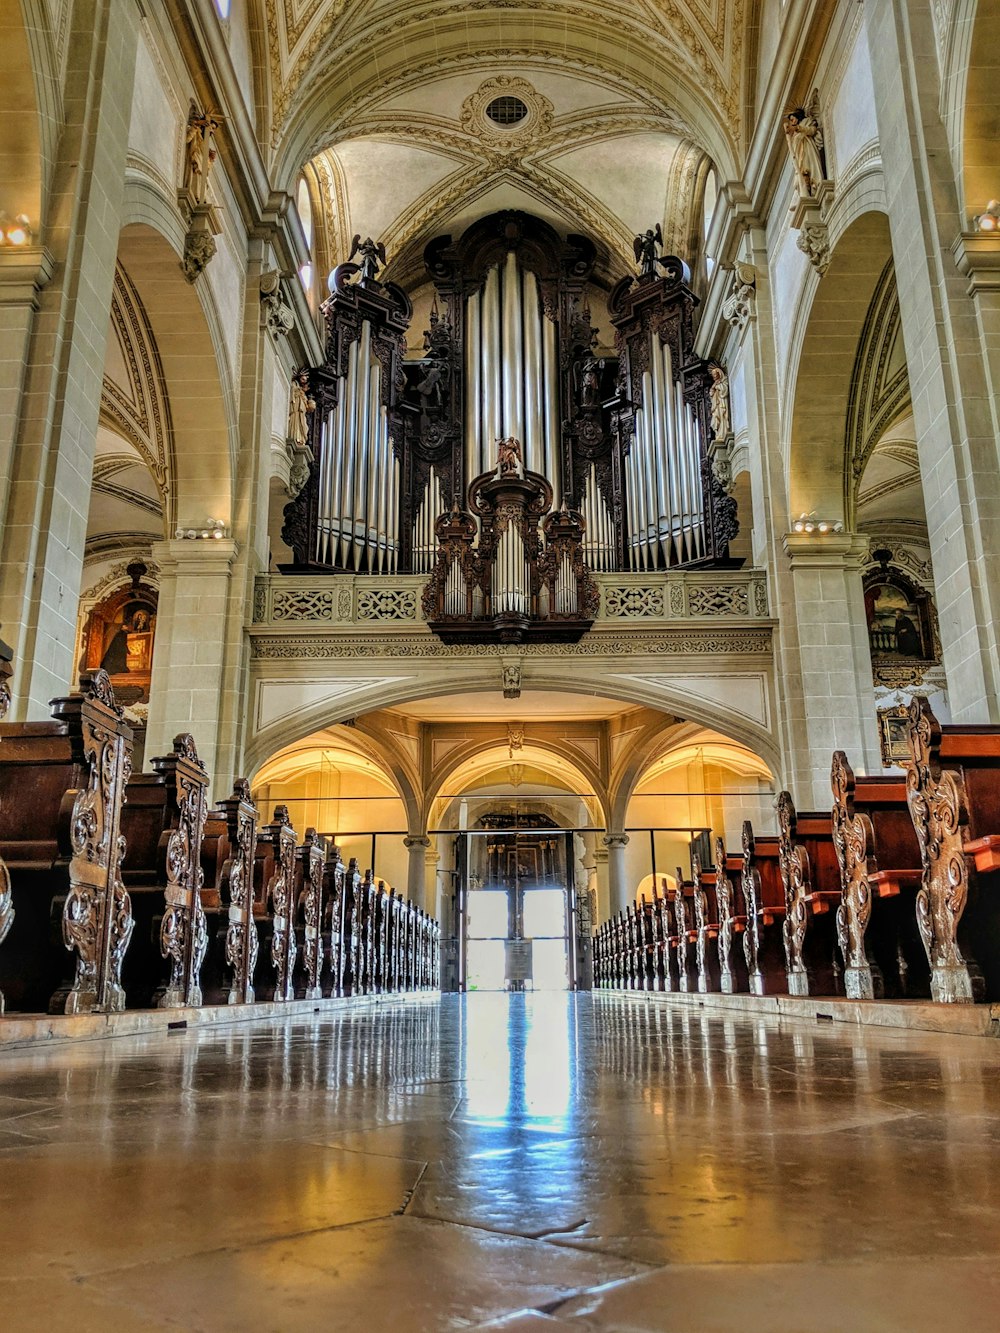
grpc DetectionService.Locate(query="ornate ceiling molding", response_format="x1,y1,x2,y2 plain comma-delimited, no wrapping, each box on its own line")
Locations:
266,0,750,155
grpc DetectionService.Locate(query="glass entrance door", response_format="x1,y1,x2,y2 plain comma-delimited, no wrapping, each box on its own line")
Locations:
463,831,573,991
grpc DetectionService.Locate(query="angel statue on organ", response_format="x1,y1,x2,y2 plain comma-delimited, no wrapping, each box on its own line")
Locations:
349,234,387,284
634,223,670,281
495,437,525,479
783,105,826,200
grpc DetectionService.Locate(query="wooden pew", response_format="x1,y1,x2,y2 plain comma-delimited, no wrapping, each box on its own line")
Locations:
637,894,657,990
775,791,843,997
740,820,788,995
713,836,749,993
202,779,260,1005
320,846,345,997
256,805,298,1002
119,734,210,1009
295,828,325,1001
830,751,929,1000
0,670,134,1015
0,641,13,1013
670,872,697,992
905,697,1000,1003
691,853,722,993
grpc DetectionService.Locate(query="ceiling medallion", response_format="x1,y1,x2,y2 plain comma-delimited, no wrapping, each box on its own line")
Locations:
460,76,553,153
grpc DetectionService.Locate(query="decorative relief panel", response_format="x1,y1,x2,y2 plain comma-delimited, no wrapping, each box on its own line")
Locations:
602,586,666,618
356,588,418,621
688,584,749,617
271,589,336,622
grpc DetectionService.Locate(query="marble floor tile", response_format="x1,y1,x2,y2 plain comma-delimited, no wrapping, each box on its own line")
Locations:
2,992,1000,1330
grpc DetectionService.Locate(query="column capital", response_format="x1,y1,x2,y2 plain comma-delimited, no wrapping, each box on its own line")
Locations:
603,833,629,849
782,531,869,571
404,835,431,850
0,247,55,309
151,537,238,576
951,232,1000,297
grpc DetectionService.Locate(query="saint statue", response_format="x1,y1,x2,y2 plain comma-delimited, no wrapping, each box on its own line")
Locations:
495,437,525,479
708,365,731,441
576,351,604,409
783,106,825,199
184,107,222,206
287,371,315,448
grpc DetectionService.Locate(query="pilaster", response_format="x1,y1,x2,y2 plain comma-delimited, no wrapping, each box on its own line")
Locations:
146,538,239,790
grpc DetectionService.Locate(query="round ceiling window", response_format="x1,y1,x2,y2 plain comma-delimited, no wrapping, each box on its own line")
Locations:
484,96,529,127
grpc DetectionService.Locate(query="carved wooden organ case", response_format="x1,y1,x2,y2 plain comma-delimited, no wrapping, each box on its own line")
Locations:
283,211,737,604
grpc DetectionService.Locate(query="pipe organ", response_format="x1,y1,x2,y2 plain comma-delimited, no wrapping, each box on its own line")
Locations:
283,211,738,641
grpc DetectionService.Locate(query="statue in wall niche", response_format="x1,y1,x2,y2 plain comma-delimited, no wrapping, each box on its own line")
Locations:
576,348,605,410
184,105,222,206
287,371,315,448
349,234,386,285
708,365,731,441
495,436,525,479
783,103,826,200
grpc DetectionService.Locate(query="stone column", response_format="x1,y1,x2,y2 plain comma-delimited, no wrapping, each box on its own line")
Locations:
145,538,238,790
865,0,1000,721
603,833,631,915
781,532,881,803
404,835,431,909
0,1,140,715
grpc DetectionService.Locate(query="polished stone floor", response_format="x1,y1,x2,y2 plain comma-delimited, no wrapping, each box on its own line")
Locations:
3,994,1000,1331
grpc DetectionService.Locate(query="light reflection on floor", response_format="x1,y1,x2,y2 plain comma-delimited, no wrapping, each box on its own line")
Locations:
3,993,1000,1331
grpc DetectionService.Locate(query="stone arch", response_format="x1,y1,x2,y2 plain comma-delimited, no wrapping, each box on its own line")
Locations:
271,15,742,196
243,670,780,791
785,209,896,524
423,738,608,833
113,219,237,531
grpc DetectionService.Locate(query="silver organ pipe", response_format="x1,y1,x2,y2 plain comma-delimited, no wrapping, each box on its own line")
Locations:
581,464,614,572
464,258,559,492
313,315,402,572
412,471,447,574
625,330,708,569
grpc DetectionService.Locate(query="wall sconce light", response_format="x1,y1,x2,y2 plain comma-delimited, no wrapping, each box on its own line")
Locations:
974,200,1000,232
793,513,844,535
176,518,229,540
0,214,34,247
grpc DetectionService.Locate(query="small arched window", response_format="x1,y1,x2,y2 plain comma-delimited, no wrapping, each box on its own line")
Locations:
297,177,314,296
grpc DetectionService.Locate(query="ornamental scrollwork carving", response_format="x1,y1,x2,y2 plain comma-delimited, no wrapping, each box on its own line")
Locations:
905,697,982,1003
830,750,878,1000
300,828,325,1001
223,781,259,1004
776,791,810,994
740,820,765,995
691,853,710,990
266,806,298,1001
57,671,135,1013
714,836,737,993
672,877,690,992
157,734,210,1009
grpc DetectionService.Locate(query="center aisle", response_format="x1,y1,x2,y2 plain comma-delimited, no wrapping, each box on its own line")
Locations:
2,994,999,1330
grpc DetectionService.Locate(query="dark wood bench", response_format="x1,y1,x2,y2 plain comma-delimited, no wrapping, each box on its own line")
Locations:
830,751,929,1000
691,852,722,993
713,836,749,993
199,779,261,1005
905,697,1000,1003
0,671,134,1015
775,791,843,997
740,820,788,995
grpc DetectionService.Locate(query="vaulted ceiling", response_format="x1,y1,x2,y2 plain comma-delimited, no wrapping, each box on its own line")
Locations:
258,1,759,286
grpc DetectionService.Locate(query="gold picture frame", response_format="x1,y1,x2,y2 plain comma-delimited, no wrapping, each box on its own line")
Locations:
878,704,911,767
